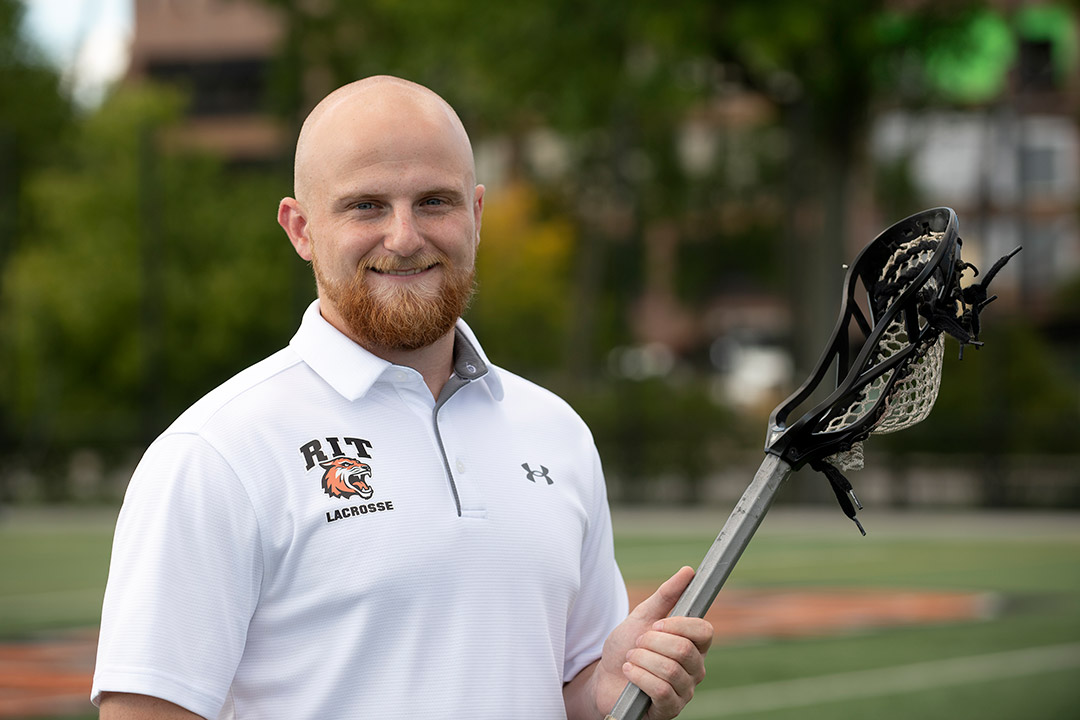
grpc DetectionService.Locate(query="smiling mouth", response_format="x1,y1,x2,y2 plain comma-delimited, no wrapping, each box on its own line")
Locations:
370,263,438,277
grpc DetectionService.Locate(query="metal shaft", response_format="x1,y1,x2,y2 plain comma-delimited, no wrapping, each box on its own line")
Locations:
605,453,793,720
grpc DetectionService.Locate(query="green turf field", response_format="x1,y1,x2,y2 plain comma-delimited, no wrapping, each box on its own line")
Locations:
0,509,117,637
613,508,1080,720
1,506,1078,719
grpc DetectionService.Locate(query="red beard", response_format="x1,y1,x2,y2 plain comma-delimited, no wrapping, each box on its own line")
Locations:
313,249,476,352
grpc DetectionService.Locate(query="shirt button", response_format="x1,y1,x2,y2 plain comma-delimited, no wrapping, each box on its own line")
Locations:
455,459,466,473
393,370,409,382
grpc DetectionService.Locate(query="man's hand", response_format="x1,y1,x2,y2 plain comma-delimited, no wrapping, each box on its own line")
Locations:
565,566,714,720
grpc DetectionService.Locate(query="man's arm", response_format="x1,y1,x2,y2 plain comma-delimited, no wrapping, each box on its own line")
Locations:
564,566,713,720
98,692,205,720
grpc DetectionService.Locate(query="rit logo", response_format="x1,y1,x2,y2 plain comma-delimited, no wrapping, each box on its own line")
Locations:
299,436,373,470
522,463,553,485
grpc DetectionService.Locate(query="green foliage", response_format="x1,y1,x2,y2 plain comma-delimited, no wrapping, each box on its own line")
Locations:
0,0,1074,505
0,84,299,454
0,0,75,462
266,0,711,136
879,319,1080,456
1049,273,1080,331
258,0,1025,379
466,183,576,374
262,0,796,381
569,377,745,504
0,0,72,173
920,8,1015,104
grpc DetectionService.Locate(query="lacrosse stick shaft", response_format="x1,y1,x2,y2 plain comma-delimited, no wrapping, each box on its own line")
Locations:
605,453,793,720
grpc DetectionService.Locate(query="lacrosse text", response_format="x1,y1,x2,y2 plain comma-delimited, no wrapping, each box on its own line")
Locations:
325,501,394,523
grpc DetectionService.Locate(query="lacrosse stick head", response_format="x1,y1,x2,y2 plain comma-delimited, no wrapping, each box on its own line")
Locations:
766,207,973,470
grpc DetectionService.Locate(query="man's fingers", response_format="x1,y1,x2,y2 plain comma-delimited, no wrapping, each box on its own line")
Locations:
619,655,693,720
607,567,715,720
630,624,710,683
630,566,695,622
649,616,714,655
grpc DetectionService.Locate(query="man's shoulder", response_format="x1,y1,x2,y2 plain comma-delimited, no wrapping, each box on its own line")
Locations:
491,365,562,401
489,365,590,427
166,347,308,435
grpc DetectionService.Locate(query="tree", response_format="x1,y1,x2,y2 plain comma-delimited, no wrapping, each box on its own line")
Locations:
0,84,298,490
0,0,72,244
261,0,747,380
466,182,576,375
0,0,73,466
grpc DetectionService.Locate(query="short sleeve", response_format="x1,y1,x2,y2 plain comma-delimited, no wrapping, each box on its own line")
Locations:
561,447,628,682
92,432,263,719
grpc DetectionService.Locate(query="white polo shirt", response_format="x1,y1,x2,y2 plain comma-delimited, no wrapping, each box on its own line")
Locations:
92,301,628,719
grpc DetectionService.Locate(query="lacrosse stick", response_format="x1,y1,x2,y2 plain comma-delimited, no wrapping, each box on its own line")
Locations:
606,207,1019,720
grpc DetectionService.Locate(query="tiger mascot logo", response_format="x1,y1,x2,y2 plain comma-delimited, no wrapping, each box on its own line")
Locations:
320,457,374,500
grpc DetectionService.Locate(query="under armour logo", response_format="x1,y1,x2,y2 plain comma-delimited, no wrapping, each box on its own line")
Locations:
522,463,553,485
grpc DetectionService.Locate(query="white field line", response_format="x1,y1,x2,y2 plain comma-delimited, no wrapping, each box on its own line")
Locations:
681,643,1080,719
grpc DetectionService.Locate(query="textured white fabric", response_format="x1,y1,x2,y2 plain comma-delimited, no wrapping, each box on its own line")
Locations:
92,301,628,719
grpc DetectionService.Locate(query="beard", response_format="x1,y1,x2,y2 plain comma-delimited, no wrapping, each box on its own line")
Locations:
312,248,476,352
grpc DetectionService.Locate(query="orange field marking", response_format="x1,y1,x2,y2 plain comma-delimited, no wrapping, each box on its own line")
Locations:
0,590,990,717
0,629,97,717
626,587,992,643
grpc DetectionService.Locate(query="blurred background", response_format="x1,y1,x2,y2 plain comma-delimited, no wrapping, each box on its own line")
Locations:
0,0,1078,718
2,0,1079,509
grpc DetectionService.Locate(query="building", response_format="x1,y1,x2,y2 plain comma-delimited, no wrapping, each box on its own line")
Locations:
126,0,287,163
872,5,1080,316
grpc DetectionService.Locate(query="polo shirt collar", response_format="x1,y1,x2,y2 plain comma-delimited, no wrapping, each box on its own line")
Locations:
289,300,504,402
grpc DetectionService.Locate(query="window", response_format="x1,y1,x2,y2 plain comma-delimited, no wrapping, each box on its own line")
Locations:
146,58,268,116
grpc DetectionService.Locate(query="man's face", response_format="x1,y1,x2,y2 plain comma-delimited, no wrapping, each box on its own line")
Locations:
291,94,484,352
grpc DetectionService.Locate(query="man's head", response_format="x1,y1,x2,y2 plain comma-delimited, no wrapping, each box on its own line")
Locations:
278,76,484,353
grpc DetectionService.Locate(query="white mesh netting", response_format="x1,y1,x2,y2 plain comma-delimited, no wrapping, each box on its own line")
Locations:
824,233,947,471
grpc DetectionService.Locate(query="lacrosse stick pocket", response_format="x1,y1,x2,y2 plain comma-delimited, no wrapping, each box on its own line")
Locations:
765,207,1018,532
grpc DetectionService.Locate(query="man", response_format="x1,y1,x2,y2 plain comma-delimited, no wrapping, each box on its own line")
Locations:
93,75,712,720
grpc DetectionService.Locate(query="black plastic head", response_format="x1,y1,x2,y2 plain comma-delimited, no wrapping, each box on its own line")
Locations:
766,207,963,468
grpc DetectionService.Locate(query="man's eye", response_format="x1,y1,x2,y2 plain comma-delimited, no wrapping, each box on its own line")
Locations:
354,201,377,211
422,197,446,206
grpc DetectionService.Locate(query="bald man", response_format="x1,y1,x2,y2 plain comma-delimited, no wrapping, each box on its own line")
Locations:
92,76,712,720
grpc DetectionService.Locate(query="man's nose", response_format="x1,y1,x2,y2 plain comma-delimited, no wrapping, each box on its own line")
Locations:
383,210,424,256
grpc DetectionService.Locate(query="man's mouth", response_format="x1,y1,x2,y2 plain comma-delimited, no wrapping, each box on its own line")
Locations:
370,263,438,277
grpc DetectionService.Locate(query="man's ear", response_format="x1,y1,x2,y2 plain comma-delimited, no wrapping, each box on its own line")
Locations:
473,184,485,246
278,197,312,261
